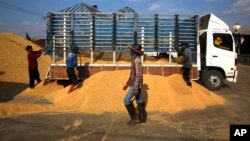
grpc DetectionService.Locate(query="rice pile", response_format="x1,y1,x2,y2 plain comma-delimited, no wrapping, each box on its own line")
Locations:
46,70,225,114
0,32,51,83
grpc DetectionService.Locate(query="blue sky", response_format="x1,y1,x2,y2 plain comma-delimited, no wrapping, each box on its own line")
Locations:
0,0,250,38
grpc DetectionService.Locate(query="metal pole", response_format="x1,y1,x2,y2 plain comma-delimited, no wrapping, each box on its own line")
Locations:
112,13,117,64
52,35,55,63
63,15,67,63
154,14,159,58
46,12,53,55
169,32,172,64
90,14,95,63
141,26,144,63
133,14,138,44
174,15,179,52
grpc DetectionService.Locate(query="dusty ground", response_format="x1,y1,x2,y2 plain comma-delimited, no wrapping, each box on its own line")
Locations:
0,64,249,141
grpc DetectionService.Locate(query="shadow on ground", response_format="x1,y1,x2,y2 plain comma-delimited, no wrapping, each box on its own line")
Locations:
1,104,245,141
0,81,28,102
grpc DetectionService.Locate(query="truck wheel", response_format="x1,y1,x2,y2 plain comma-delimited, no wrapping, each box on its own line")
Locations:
202,70,224,90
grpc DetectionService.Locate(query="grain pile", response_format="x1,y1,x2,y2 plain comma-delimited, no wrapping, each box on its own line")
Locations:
46,70,225,114
0,32,51,83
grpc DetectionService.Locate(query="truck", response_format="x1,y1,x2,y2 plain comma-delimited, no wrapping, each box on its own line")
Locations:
45,4,238,90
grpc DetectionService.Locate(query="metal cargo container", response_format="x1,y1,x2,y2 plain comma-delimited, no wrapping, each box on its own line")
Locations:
44,3,199,83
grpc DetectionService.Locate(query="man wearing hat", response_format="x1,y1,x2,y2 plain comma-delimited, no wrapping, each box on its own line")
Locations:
26,45,44,88
123,44,146,126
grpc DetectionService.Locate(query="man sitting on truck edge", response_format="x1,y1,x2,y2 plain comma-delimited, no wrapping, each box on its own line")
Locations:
181,42,192,87
123,44,146,126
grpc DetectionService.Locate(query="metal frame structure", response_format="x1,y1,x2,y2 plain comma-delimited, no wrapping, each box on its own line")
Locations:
44,4,199,82
46,12,199,64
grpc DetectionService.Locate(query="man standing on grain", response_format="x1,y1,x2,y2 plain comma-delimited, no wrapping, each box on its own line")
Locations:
66,46,79,93
26,45,44,88
123,43,146,126
181,42,192,87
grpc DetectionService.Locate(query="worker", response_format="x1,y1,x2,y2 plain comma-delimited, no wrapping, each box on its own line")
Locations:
123,43,146,126
26,45,44,88
181,42,192,86
214,36,229,50
214,36,222,47
66,46,79,93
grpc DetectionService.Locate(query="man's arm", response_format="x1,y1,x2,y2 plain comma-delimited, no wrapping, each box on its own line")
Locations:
29,52,42,58
134,59,142,90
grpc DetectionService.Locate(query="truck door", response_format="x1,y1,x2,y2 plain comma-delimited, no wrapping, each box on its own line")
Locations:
211,33,235,76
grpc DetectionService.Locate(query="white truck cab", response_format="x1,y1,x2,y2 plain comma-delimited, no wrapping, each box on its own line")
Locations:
199,13,238,90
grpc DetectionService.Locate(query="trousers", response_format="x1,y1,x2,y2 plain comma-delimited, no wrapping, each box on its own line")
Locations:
182,68,191,82
66,67,78,85
124,86,143,105
28,69,41,88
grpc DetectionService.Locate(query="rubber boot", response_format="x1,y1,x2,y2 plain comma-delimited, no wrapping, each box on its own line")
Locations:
125,102,138,126
138,102,146,123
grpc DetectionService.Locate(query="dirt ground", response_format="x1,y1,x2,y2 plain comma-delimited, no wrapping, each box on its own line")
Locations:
0,64,249,141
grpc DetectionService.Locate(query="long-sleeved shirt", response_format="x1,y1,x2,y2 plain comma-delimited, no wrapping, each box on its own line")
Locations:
126,57,143,89
27,50,42,69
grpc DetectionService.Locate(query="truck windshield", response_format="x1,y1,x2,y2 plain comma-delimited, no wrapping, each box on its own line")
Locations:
213,33,233,51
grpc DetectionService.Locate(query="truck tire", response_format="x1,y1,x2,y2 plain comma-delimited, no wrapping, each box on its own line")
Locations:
202,70,224,91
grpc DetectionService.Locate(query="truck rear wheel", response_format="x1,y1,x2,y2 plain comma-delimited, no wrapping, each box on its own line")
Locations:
202,70,224,90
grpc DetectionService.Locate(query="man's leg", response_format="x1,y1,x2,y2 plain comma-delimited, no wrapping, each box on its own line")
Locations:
124,86,138,126
67,68,78,93
124,86,135,105
184,68,192,86
136,89,146,123
34,69,41,83
66,68,73,84
71,69,78,85
67,68,78,85
29,69,35,88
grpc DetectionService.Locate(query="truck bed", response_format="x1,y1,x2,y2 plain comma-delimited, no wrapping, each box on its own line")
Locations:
48,63,198,80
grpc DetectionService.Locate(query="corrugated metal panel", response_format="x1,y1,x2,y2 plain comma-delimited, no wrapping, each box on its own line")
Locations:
60,3,99,13
46,4,198,63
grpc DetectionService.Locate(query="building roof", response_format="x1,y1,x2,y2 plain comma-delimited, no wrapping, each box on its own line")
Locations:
117,7,136,13
239,28,250,35
59,3,100,12
231,27,250,35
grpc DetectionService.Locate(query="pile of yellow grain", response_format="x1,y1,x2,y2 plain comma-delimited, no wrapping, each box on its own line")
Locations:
0,32,51,83
46,70,225,114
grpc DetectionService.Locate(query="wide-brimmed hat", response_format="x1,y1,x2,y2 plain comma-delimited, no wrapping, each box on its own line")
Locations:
128,44,143,55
